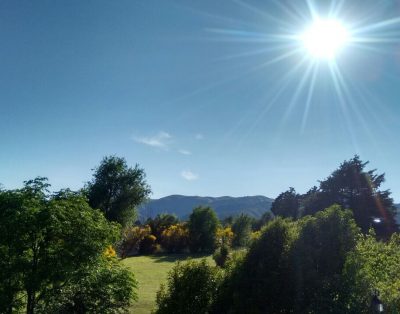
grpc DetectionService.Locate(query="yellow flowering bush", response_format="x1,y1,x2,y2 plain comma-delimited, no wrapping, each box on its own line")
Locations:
120,225,152,257
160,224,189,253
216,226,234,247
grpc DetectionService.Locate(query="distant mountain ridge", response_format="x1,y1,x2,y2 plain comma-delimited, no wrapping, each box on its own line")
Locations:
139,195,274,220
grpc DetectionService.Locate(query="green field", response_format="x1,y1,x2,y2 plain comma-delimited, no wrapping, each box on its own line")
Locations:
122,254,214,314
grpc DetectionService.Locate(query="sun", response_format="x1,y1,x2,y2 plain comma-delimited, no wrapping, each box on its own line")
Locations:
301,19,350,60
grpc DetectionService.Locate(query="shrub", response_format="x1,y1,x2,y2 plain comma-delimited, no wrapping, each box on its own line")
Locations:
139,234,158,254
120,225,152,257
216,226,234,247
213,244,231,268
154,259,222,314
160,224,189,253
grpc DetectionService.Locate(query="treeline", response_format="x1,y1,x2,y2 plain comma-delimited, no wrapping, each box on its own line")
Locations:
155,205,400,313
1,155,399,313
120,209,271,258
153,156,400,313
271,156,397,239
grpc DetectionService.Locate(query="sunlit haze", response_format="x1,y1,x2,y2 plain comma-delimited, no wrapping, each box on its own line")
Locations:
1,0,400,201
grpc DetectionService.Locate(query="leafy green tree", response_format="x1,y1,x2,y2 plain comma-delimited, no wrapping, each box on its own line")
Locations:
188,206,219,253
36,257,137,313
342,232,400,312
213,205,360,313
231,213,252,247
302,156,397,238
252,211,273,230
212,218,297,314
288,205,359,313
271,187,301,219
0,178,137,314
155,259,222,314
87,156,151,227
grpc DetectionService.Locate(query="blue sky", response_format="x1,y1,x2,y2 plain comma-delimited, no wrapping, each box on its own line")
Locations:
1,0,400,201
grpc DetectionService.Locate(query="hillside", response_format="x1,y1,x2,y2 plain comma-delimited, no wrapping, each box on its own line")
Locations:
139,195,274,220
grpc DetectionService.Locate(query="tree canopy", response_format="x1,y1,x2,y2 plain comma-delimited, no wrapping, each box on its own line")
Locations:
87,155,151,227
271,156,397,238
0,178,137,314
303,156,397,238
271,187,300,219
188,206,219,253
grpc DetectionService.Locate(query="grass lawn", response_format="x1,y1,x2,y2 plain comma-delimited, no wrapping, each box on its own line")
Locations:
122,254,214,314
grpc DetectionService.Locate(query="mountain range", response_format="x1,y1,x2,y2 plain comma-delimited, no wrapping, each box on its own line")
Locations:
139,195,274,220
139,196,400,222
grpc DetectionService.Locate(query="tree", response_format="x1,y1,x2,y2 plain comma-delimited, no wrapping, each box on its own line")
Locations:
271,187,301,219
0,178,137,314
252,211,273,230
188,206,219,253
231,214,252,248
87,156,151,227
212,218,296,314
288,205,360,312
342,232,400,312
155,259,222,314
212,205,360,313
302,156,397,238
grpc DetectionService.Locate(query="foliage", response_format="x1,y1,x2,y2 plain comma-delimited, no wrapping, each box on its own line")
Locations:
213,244,231,268
271,187,301,218
146,214,179,241
154,259,222,314
122,254,215,314
212,218,297,314
213,205,360,313
215,226,234,247
104,245,117,258
87,156,151,227
0,178,137,314
231,213,253,248
287,205,360,313
343,232,400,312
140,235,158,254
160,224,189,253
36,257,137,314
252,211,273,230
188,206,219,253
120,225,152,257
302,156,397,238
250,230,261,242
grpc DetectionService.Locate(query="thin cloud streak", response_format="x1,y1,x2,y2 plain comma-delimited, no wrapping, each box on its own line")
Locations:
134,131,172,149
178,149,192,155
181,170,199,181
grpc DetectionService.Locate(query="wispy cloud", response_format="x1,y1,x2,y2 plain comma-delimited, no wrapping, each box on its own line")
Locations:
181,170,198,181
134,131,172,149
178,149,192,155
195,133,204,140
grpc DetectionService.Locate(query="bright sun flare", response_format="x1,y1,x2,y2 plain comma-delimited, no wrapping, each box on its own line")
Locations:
302,19,350,59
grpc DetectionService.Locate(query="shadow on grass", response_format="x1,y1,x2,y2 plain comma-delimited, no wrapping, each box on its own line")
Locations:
147,253,211,263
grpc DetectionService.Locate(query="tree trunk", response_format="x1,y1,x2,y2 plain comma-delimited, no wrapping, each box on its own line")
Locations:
26,289,35,314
